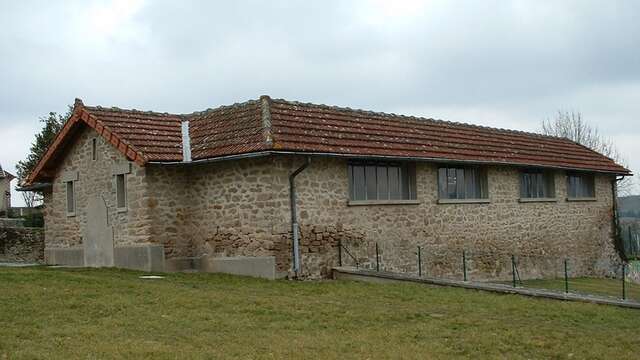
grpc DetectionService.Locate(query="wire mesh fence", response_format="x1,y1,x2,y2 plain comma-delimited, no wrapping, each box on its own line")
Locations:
621,225,640,260
338,240,640,303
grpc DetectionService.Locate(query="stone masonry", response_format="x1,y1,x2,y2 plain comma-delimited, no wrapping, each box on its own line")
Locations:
43,126,620,279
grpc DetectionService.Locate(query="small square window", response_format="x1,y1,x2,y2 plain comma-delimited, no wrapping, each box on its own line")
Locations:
520,169,555,199
567,173,595,199
116,174,127,211
438,166,488,200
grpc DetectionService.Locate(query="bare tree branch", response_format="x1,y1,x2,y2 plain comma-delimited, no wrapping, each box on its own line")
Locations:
542,110,635,196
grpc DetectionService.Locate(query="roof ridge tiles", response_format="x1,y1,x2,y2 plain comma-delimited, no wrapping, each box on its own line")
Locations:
268,97,569,142
183,98,261,118
85,105,179,118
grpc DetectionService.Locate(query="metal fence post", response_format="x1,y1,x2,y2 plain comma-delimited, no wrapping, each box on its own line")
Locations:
462,250,468,282
417,246,422,277
622,263,627,300
338,239,342,267
375,242,380,272
564,259,569,294
511,255,517,288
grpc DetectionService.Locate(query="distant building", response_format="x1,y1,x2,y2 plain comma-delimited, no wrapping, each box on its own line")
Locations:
0,163,15,214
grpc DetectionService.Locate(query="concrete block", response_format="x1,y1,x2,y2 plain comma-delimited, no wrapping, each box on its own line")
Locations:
203,256,276,280
45,247,84,267
114,244,165,272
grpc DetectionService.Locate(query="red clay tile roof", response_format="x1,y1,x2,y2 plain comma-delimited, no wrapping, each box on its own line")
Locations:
26,96,630,185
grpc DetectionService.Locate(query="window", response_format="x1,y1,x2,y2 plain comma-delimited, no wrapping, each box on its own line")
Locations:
348,161,416,201
116,174,127,210
66,181,75,216
438,166,488,200
567,173,595,199
91,138,97,161
520,169,555,199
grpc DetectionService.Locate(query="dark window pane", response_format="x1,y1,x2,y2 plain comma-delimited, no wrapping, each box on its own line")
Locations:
438,168,448,199
116,174,126,208
353,165,366,200
376,166,389,200
456,168,465,199
401,165,410,199
366,165,377,200
389,166,401,200
66,181,74,213
464,168,477,199
447,168,457,199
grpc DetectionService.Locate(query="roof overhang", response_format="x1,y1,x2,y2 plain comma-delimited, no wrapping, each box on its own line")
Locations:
149,150,633,176
16,182,53,192
25,99,149,186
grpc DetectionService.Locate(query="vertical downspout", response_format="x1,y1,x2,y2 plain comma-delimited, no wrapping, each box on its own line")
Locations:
612,176,627,261
289,157,311,278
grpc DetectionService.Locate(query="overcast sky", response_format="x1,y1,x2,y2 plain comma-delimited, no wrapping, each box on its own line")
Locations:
2,0,639,205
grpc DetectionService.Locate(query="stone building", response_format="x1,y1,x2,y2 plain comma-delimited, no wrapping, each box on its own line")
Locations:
0,164,15,215
23,96,631,279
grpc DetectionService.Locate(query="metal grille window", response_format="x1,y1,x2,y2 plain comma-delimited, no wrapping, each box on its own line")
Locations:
520,170,555,199
567,173,595,198
348,161,416,201
438,166,488,200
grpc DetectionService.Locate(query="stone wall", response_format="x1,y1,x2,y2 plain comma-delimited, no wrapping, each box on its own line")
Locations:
0,227,44,263
42,131,620,280
43,127,153,249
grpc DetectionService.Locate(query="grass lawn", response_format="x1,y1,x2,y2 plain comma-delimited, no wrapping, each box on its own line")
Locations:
516,277,640,302
1,267,639,359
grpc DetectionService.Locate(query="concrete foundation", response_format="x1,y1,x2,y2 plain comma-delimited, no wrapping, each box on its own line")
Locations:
114,245,164,272
45,244,164,272
45,247,84,267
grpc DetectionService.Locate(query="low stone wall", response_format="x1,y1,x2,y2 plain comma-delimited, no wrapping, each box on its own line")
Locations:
0,227,44,263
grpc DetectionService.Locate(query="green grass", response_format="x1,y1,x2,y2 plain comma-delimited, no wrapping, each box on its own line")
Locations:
516,277,640,301
1,267,639,359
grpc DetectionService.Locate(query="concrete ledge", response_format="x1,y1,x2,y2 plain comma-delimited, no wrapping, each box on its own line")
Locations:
46,244,165,272
45,247,84,267
333,267,640,310
114,245,164,272
203,256,277,280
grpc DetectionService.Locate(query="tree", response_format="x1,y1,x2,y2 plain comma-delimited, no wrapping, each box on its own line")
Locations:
16,108,71,206
542,110,635,196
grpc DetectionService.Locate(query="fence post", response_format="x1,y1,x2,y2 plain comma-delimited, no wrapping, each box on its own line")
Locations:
511,255,517,288
417,246,422,277
375,242,380,272
622,263,627,300
338,239,342,267
564,259,569,294
462,250,468,282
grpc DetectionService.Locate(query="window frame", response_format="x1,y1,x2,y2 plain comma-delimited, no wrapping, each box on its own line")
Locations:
65,180,76,217
566,172,596,200
437,165,489,203
115,173,127,212
347,160,417,204
519,169,556,201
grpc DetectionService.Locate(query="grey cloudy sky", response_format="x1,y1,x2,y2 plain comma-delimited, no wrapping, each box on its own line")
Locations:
2,0,639,205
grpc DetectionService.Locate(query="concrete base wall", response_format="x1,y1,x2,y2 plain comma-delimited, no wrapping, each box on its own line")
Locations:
45,247,84,267
45,244,164,272
165,255,280,279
